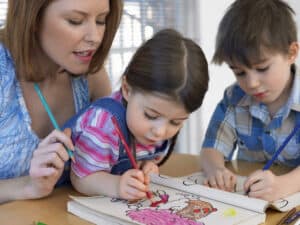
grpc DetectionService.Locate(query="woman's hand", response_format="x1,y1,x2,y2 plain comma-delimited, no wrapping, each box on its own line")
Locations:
25,128,74,199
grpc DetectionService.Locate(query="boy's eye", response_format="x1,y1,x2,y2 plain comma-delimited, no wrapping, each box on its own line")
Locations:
256,66,269,72
234,71,245,77
144,112,158,120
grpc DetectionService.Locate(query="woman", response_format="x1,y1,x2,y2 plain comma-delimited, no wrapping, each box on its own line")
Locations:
0,0,123,203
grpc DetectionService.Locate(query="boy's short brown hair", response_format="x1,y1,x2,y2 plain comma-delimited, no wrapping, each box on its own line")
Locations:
213,0,297,67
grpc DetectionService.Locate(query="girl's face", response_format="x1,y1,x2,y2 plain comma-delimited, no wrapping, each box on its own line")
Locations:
122,84,189,146
39,0,109,74
229,43,298,114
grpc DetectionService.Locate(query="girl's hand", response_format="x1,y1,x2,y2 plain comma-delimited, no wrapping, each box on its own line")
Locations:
203,166,237,192
141,161,159,185
118,169,148,200
245,170,285,201
26,129,74,199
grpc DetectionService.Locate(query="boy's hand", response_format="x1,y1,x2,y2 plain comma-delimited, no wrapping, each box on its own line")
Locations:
245,170,286,201
203,167,237,192
118,169,148,200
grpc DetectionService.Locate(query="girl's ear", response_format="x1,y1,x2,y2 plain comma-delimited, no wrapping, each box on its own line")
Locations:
288,42,299,63
121,76,131,101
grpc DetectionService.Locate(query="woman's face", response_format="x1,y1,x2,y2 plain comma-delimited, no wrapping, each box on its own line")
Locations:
39,0,109,75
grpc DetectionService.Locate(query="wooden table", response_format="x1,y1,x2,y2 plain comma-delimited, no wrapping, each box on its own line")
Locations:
0,153,298,225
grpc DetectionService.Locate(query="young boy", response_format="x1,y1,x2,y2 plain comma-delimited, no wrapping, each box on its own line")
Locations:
200,0,300,201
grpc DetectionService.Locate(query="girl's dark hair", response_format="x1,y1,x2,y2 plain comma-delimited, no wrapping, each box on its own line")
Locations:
124,29,209,165
213,0,297,66
0,0,123,81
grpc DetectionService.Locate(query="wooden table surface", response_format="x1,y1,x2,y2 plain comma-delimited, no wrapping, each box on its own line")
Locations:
0,153,298,225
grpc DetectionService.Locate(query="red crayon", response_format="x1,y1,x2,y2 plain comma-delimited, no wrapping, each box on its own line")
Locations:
111,117,153,201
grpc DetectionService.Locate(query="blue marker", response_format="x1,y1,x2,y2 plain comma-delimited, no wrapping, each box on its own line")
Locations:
284,210,300,224
263,123,300,170
246,123,300,195
34,83,75,163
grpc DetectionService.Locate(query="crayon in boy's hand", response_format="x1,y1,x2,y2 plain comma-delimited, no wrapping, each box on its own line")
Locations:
246,123,300,195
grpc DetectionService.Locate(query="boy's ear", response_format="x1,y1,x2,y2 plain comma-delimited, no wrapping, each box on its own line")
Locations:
288,42,299,62
121,76,131,101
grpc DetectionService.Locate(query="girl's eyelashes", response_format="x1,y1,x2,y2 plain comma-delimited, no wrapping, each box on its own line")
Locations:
144,111,185,126
144,112,157,120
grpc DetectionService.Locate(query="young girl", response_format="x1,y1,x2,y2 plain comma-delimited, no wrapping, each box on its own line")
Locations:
66,29,209,200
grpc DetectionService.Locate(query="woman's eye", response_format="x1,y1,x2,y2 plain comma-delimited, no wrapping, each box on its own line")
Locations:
96,20,106,25
170,121,181,126
68,19,82,25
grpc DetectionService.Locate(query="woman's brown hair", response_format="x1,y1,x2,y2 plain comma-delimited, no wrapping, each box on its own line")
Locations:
0,0,123,81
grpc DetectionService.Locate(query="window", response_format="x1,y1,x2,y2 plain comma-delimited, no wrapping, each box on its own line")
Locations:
0,0,199,90
107,1,202,154
0,0,7,27
107,0,200,89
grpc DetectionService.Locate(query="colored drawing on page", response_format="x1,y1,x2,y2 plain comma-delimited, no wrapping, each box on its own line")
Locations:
223,208,237,217
110,189,218,225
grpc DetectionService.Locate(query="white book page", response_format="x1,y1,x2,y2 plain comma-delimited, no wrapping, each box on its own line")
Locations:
169,172,300,212
270,192,300,212
68,182,265,225
150,173,268,213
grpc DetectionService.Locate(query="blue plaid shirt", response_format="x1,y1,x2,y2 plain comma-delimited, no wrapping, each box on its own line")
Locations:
202,68,300,167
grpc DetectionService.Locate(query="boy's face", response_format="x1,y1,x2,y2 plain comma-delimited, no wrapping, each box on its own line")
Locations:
121,81,189,145
228,43,298,114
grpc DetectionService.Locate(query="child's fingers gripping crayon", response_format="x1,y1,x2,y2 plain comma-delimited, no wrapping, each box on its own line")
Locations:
111,117,153,202
245,123,300,196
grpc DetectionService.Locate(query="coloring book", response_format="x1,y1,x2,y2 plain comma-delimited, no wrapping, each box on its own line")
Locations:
67,172,300,225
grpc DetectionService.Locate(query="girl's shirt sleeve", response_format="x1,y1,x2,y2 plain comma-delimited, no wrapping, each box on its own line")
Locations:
71,107,120,178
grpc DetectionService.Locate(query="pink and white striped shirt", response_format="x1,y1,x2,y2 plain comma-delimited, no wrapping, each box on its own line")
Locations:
71,91,164,178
